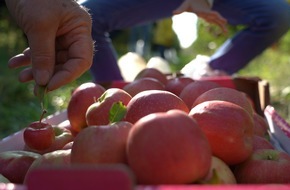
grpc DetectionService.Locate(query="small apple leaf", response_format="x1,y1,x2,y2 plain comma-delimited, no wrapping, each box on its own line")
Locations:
37,85,48,111
109,101,127,123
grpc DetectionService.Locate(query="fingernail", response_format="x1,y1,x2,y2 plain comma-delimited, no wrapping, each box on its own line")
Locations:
35,70,50,86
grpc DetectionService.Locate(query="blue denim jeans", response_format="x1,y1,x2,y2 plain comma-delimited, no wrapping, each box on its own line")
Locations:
81,0,290,82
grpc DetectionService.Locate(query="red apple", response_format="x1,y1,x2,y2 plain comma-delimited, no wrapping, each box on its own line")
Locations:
253,112,270,139
192,87,255,116
48,126,74,151
23,120,55,151
123,78,165,97
71,121,132,164
127,110,211,184
179,80,221,109
233,149,290,183
67,82,106,132
199,156,237,184
189,100,254,165
24,149,71,183
134,68,168,85
24,125,74,154
165,76,195,96
124,90,189,124
252,135,274,151
86,88,132,126
28,149,71,169
0,150,41,184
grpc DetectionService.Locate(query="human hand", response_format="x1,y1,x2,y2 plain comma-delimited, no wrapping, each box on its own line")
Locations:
173,0,228,33
5,0,94,92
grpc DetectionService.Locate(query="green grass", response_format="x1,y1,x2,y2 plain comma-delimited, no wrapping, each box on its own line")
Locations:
1,14,290,139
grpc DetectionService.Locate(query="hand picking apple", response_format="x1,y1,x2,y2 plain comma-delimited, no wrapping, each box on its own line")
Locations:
5,0,94,92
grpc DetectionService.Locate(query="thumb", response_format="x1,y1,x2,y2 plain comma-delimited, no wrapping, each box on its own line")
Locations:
27,32,56,87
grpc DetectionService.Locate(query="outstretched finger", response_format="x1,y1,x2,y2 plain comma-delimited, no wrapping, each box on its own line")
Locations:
47,58,91,91
8,53,31,69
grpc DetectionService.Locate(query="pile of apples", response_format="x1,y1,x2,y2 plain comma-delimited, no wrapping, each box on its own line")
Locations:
1,68,290,186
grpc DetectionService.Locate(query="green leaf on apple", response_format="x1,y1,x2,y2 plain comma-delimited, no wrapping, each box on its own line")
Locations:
109,101,127,123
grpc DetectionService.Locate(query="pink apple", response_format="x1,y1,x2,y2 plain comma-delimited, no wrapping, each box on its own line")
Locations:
179,80,221,109
253,112,270,139
134,68,168,85
233,149,290,183
28,149,71,169
165,76,194,96
86,88,132,126
192,87,255,116
23,121,55,151
127,110,212,184
124,90,189,124
67,82,106,132
71,121,133,164
123,78,165,97
0,150,41,184
24,125,74,155
189,100,254,165
252,135,274,151
24,149,71,183
199,156,237,184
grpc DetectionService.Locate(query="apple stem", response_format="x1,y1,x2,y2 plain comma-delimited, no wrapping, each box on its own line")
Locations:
39,109,47,123
267,155,273,160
